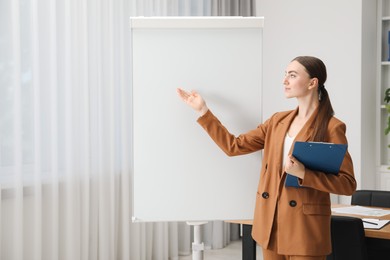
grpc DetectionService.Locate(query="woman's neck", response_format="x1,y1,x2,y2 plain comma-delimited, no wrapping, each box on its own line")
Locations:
296,95,319,120
297,104,317,120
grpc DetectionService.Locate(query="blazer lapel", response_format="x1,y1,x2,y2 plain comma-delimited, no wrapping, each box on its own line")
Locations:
281,108,318,181
275,107,319,169
275,108,298,154
271,109,299,177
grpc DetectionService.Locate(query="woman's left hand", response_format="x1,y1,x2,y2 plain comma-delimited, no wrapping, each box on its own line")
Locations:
285,155,305,179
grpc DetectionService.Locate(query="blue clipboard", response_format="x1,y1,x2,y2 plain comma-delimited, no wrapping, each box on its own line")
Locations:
285,141,348,188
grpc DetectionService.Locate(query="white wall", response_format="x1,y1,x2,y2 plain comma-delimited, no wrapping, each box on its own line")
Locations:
256,0,377,203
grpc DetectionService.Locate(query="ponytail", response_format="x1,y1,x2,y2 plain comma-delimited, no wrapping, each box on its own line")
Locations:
312,85,334,142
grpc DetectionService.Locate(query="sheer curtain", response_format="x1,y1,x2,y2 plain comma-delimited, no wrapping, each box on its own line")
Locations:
0,0,255,259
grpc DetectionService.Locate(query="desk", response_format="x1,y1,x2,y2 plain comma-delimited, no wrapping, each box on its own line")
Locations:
227,220,255,260
227,204,390,260
331,204,390,240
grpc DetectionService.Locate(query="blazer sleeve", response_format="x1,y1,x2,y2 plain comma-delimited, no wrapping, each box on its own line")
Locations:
300,120,357,195
197,110,266,156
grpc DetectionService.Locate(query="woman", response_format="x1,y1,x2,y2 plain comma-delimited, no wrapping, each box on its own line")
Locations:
176,56,356,260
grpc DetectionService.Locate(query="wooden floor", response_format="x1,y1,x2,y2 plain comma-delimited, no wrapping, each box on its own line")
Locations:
179,240,263,260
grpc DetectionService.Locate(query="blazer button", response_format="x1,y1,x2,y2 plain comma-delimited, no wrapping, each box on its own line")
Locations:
262,192,269,199
289,200,297,207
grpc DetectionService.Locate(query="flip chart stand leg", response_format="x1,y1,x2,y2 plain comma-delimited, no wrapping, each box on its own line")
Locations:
186,221,208,260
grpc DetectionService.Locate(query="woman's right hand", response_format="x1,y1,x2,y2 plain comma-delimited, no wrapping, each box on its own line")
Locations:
176,88,209,116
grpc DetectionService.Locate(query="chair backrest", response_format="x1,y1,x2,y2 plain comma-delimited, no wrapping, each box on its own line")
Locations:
351,190,390,208
327,216,368,260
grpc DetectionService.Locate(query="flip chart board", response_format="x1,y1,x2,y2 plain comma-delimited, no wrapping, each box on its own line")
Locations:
131,17,264,222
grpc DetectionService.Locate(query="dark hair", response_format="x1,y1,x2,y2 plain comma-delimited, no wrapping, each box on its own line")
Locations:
292,56,334,142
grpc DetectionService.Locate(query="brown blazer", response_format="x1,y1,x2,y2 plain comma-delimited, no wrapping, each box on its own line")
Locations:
197,108,356,256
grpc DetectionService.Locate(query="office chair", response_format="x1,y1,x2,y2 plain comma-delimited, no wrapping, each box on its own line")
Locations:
351,190,390,208
351,190,390,260
326,216,368,260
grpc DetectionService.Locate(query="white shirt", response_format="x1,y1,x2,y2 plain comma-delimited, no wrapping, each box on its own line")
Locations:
283,133,295,167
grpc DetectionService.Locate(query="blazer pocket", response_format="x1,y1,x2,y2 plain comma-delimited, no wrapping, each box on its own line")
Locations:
303,204,331,216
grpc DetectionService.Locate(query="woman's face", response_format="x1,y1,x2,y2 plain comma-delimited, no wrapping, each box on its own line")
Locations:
283,60,316,99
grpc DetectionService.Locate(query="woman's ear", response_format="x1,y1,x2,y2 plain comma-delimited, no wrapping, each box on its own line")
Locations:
308,78,318,90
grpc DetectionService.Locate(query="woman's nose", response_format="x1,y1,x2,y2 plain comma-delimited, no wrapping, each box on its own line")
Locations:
283,77,288,85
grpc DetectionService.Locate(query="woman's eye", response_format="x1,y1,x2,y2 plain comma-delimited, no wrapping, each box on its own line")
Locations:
284,73,297,79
